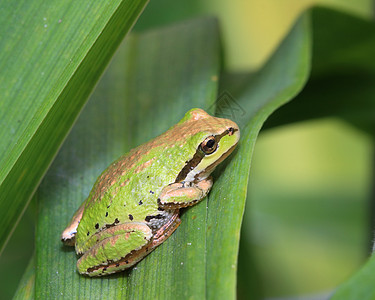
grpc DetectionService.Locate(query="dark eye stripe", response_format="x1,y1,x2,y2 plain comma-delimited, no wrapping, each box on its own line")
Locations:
175,150,204,183
174,128,238,182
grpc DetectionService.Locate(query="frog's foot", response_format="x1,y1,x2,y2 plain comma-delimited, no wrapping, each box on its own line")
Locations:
77,214,181,277
77,223,153,276
61,200,86,246
157,177,213,209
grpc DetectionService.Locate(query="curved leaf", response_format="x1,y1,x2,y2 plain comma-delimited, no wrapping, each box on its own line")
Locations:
265,7,375,133
0,0,148,253
208,13,311,298
35,17,220,299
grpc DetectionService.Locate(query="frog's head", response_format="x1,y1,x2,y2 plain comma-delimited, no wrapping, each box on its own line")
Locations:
175,108,240,183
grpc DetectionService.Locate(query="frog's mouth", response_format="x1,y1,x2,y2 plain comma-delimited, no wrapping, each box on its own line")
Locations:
175,128,239,183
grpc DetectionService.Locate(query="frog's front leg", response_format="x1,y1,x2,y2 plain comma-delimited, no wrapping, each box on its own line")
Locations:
61,200,86,246
77,222,153,276
157,177,213,209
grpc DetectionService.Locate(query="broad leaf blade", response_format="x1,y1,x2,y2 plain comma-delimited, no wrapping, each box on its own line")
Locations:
35,18,220,299
0,0,148,253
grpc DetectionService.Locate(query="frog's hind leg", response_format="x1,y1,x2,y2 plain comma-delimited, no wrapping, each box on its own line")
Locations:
78,213,181,276
61,200,86,246
77,222,153,276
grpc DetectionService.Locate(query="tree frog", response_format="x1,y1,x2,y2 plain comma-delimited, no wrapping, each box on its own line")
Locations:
61,108,240,276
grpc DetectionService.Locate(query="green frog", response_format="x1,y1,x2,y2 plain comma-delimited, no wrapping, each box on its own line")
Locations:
61,108,240,276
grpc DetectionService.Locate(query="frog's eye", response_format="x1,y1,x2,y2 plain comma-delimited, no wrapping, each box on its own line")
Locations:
201,136,218,155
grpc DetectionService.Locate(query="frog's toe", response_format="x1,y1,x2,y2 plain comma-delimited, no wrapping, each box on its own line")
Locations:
61,232,76,246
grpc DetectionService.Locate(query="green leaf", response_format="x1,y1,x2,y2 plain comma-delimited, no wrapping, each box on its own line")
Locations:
35,17,220,299
32,13,310,300
0,0,148,253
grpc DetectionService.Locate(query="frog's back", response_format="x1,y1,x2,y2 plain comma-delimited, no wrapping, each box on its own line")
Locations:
75,133,192,252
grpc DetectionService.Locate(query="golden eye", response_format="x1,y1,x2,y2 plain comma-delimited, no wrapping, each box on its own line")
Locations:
201,136,217,154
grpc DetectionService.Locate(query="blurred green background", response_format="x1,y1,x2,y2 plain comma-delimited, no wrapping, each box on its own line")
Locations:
1,0,373,299
240,119,372,297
